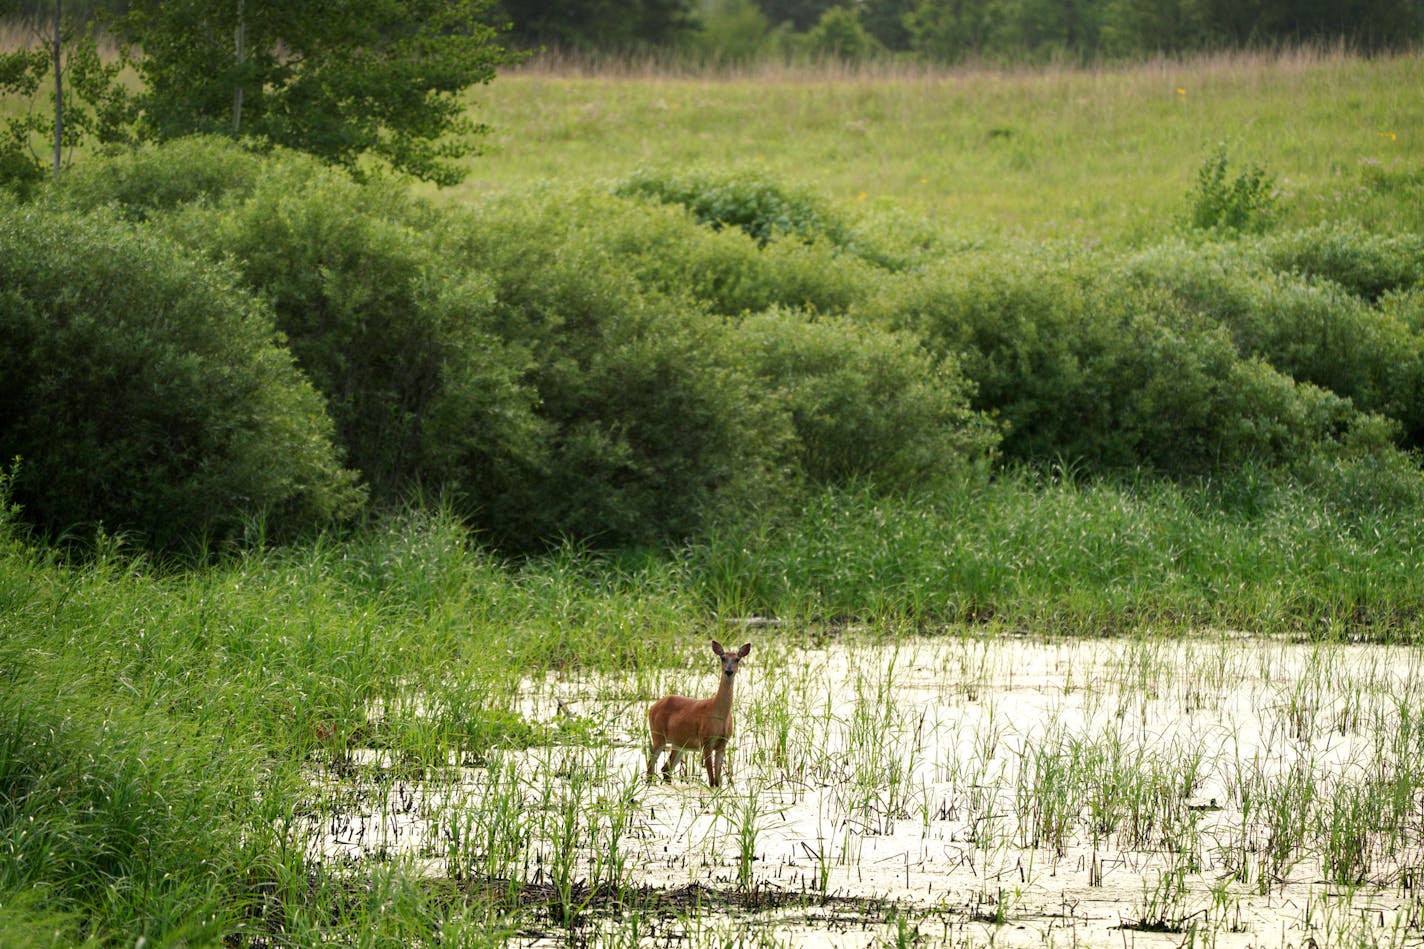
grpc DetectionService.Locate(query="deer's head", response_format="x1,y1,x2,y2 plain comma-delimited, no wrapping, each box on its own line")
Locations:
711,639,752,678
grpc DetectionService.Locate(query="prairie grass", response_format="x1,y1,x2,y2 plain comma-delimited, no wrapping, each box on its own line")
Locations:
448,46,1424,242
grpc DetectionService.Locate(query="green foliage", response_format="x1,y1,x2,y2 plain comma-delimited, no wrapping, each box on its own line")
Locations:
18,141,1424,555
49,133,266,220
618,166,850,248
0,690,253,944
578,187,874,315
0,20,131,193
117,0,515,185
441,195,798,548
802,5,877,61
733,307,997,486
1188,144,1277,234
1125,240,1424,448
689,460,1424,628
1254,222,1424,302
155,152,542,509
616,166,927,276
0,199,360,551
499,0,700,50
689,0,776,63
862,251,1378,475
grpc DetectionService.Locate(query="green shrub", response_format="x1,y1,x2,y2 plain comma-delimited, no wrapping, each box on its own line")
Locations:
616,168,934,274
862,251,1378,475
440,196,799,549
617,167,851,249
1125,240,1424,448
602,194,876,315
1254,222,1424,302
163,158,543,506
802,5,878,62
689,0,775,63
732,307,998,486
49,134,267,221
1187,144,1277,234
0,201,360,551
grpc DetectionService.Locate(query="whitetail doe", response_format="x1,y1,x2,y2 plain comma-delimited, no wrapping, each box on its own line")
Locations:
646,640,751,787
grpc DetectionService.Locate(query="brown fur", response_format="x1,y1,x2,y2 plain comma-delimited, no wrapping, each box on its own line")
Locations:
646,640,751,787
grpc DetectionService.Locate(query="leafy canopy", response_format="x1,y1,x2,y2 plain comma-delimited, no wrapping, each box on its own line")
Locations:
117,0,517,184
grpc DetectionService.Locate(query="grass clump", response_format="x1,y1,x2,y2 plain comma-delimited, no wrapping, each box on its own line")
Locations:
0,683,264,945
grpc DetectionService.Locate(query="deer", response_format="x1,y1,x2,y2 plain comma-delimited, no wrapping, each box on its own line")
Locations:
646,640,751,788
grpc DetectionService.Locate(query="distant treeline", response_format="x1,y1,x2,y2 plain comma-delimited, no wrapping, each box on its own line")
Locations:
499,0,1421,61
8,0,1421,61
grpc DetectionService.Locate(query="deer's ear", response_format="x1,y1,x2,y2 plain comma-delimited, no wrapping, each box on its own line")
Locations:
711,640,725,656
738,643,751,657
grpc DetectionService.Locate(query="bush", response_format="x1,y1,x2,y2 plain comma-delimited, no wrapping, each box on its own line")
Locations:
584,190,875,315
690,0,775,63
0,201,359,551
732,307,998,486
861,250,1380,475
439,196,800,549
1187,144,1277,234
1124,239,1424,448
617,167,851,249
802,5,878,62
160,157,543,507
48,134,267,221
1253,222,1424,302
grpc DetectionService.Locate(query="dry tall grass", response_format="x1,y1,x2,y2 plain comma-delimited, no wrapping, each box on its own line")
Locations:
508,40,1376,84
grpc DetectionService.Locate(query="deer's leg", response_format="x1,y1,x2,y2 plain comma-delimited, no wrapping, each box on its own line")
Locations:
703,743,717,786
663,748,681,780
647,732,665,782
714,745,727,787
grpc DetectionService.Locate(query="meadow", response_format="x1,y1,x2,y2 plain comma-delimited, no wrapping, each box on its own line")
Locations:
3,47,1424,947
450,48,1424,242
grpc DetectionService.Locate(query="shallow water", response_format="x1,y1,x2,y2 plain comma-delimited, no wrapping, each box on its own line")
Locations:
304,634,1424,946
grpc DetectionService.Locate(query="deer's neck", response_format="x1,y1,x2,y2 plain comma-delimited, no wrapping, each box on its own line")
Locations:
710,673,735,715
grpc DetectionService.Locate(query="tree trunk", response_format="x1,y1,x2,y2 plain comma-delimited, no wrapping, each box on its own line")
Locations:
51,0,62,177
232,0,246,134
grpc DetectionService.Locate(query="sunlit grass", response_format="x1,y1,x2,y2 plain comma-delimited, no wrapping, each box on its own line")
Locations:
447,46,1424,243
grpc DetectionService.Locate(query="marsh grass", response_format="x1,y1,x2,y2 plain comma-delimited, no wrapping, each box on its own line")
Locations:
687,474,1424,636
6,478,1424,944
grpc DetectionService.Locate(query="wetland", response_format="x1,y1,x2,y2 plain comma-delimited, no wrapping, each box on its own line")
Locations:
301,633,1424,947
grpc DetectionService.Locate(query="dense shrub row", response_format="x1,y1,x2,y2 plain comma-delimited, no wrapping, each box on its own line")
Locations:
0,195,360,550
4,138,1422,553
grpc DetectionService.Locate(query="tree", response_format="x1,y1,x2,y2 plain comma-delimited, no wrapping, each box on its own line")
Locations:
860,0,917,49
755,0,837,31
0,1,130,192
498,0,699,51
116,0,517,185
905,0,997,61
803,5,878,59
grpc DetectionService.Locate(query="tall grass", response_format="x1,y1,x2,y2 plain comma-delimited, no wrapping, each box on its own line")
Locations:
684,468,1424,636
4,467,1422,940
447,47,1424,242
